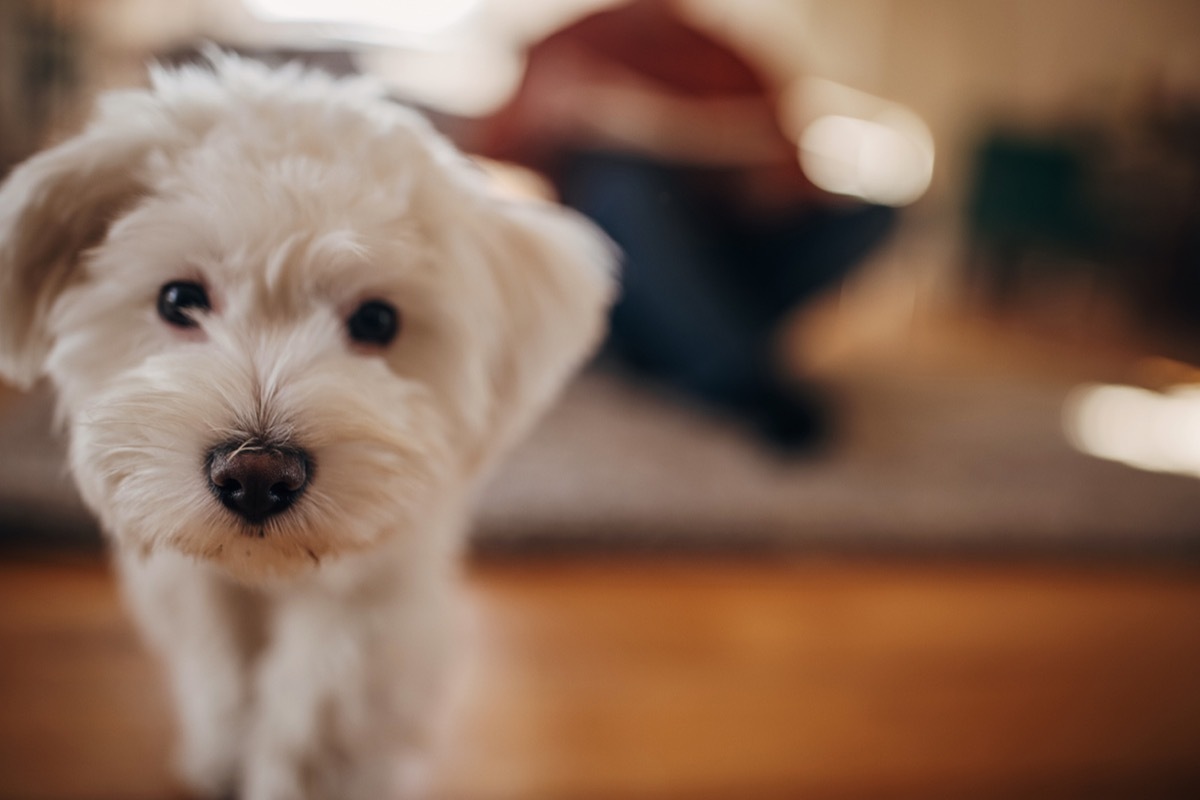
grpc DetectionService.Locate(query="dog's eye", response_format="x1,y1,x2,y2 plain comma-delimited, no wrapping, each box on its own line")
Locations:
347,300,400,347
158,281,210,328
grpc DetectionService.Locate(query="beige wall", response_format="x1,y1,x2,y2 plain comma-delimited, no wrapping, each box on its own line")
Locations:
58,0,1200,213
730,0,1200,211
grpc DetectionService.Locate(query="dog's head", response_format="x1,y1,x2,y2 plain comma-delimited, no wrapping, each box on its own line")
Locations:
0,54,614,581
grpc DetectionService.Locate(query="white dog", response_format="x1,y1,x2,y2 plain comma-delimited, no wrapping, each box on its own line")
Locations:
0,54,614,799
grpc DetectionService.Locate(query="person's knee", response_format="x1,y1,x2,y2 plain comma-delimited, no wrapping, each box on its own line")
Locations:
857,204,898,247
820,203,898,273
561,153,677,216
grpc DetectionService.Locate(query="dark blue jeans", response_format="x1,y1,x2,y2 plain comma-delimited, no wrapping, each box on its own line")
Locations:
561,151,896,407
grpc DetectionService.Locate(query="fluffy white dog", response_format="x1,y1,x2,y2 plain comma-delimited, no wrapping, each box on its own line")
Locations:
0,54,614,798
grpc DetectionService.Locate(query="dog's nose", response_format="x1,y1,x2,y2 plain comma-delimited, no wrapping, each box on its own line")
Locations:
207,443,310,524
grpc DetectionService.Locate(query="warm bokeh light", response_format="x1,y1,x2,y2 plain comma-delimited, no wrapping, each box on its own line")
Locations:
357,44,523,116
242,0,482,37
799,112,934,206
1064,383,1200,478
787,78,935,207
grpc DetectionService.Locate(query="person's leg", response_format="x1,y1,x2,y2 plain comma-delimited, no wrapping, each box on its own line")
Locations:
703,203,898,450
559,152,832,451
559,152,764,398
740,203,898,330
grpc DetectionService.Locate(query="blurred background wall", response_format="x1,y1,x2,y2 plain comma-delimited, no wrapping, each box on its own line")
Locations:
8,0,1200,311
16,1,1200,184
3,0,1200,554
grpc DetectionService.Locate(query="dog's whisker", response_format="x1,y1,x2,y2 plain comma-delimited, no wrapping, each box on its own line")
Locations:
229,440,265,457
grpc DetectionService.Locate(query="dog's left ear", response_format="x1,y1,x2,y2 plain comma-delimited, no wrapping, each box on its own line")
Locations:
470,196,617,467
0,93,189,389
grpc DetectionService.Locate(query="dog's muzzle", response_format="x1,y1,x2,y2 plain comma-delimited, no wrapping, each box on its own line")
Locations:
207,442,311,525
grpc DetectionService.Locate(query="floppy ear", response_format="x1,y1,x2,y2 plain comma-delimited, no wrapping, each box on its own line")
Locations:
0,90,190,389
473,197,617,465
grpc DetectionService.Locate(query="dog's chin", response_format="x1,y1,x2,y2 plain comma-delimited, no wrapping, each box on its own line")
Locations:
144,506,369,585
196,530,327,585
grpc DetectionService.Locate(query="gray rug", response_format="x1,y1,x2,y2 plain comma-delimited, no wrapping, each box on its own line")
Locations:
2,368,1199,555
475,369,1200,554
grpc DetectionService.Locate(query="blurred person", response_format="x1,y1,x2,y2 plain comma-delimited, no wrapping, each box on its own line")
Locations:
471,0,896,451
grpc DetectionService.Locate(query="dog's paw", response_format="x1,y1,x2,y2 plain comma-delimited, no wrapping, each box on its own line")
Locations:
240,750,430,800
173,733,240,800
240,757,305,800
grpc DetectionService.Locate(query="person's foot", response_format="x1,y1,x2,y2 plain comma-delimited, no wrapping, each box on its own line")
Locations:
701,374,833,456
600,347,835,455
742,378,833,455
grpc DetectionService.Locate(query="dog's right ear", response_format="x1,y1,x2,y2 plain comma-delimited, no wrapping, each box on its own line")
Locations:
0,90,190,389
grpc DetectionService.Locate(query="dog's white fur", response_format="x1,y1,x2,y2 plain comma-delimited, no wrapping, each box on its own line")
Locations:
0,54,614,798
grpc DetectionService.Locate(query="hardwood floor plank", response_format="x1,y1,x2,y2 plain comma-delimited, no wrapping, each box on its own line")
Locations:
1,554,1198,799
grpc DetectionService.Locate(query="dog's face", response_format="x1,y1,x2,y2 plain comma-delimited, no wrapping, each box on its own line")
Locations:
0,57,613,582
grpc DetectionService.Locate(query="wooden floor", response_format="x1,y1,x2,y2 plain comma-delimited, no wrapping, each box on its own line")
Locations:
1,552,1199,800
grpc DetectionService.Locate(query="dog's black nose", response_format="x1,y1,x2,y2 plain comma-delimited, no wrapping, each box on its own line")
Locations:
207,443,310,524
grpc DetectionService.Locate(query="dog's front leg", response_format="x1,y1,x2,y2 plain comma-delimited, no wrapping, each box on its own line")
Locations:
116,549,263,797
243,565,456,800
